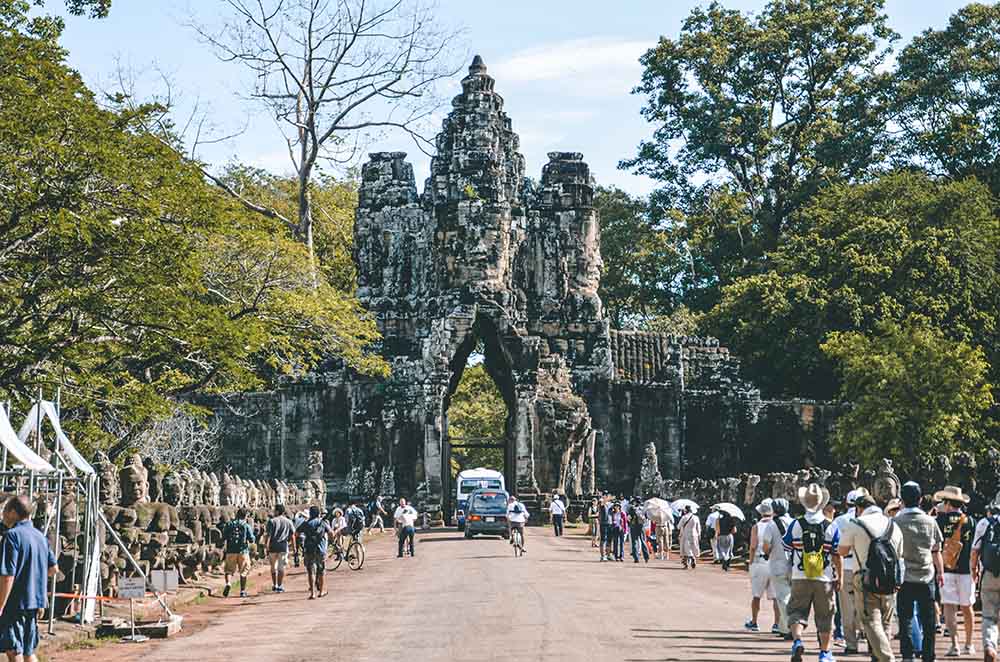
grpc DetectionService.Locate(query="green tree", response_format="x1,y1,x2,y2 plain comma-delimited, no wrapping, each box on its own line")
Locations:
623,0,895,304
707,171,1000,398
595,187,683,329
447,364,507,477
821,321,994,471
0,8,384,455
892,2,1000,196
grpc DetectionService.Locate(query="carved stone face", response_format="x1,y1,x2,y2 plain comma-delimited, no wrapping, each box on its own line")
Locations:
162,472,183,506
119,453,149,506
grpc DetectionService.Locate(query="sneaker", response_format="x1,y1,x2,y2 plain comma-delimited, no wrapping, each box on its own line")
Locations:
271,585,278,592
239,590,248,598
818,651,834,662
791,639,805,662
222,584,231,598
965,644,976,656
744,620,759,632
833,638,846,648
772,624,781,635
276,586,284,593
945,644,960,657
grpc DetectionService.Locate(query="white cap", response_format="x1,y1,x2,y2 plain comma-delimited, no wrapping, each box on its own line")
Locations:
845,489,859,506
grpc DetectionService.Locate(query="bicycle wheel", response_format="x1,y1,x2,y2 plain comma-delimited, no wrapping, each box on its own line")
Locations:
347,541,365,570
513,530,522,557
329,547,344,571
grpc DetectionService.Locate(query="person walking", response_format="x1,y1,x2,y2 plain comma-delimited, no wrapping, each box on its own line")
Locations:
894,482,944,662
706,508,721,564
221,507,255,598
629,501,649,564
764,498,794,639
655,507,673,561
832,489,862,654
935,486,976,657
367,495,387,534
715,506,736,572
0,496,57,662
550,495,566,537
394,498,418,558
262,504,295,593
678,505,701,569
610,501,627,562
971,498,1000,662
783,484,842,662
296,505,334,599
746,500,780,633
838,491,904,662
588,497,601,548
599,494,613,561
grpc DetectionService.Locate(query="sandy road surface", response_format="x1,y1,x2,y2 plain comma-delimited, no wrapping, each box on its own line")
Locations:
50,529,973,662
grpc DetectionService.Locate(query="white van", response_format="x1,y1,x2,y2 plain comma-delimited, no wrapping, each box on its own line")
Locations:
455,467,504,531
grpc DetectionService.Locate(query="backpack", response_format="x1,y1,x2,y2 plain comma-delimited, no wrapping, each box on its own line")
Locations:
225,519,249,550
981,517,1000,578
348,508,365,534
797,518,830,580
719,512,734,535
942,513,967,571
512,502,525,515
857,519,902,595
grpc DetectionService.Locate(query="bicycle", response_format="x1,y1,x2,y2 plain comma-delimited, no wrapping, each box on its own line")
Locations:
511,526,524,557
330,533,366,571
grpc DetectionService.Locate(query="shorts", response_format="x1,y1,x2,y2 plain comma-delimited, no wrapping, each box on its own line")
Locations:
787,579,836,633
224,552,251,577
303,551,326,574
751,562,774,599
0,610,39,657
268,551,288,572
942,573,975,606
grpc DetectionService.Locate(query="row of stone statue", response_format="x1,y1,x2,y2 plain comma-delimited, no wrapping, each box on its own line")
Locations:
98,453,325,510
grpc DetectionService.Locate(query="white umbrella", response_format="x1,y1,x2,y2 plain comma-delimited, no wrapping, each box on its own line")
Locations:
644,498,673,523
670,498,699,516
712,502,746,520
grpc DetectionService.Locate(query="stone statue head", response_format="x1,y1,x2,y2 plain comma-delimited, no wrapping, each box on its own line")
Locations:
162,471,183,506
119,453,149,507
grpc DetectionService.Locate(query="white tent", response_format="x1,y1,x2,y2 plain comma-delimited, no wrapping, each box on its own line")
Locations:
17,400,94,475
0,406,54,472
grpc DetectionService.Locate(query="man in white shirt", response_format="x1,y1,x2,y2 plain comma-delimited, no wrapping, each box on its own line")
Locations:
394,498,418,558
508,495,529,552
762,498,794,637
832,489,861,653
745,500,780,633
838,493,903,662
549,495,566,536
706,509,721,563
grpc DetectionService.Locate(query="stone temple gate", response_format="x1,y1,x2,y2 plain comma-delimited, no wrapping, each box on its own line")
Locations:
208,57,839,514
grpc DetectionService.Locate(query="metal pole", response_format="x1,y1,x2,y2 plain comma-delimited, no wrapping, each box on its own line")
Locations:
78,475,94,624
47,470,64,635
1,401,8,474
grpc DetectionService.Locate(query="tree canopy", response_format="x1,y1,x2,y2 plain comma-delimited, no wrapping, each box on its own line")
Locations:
0,5,384,456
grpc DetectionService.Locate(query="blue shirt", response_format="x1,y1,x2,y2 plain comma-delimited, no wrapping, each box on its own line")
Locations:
296,518,333,556
0,520,56,613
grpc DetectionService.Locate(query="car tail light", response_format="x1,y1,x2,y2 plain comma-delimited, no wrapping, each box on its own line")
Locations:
469,515,481,521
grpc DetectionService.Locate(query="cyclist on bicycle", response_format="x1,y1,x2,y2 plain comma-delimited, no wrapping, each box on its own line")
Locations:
507,495,529,553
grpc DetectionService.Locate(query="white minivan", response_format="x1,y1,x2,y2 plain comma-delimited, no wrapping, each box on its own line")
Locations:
455,467,504,531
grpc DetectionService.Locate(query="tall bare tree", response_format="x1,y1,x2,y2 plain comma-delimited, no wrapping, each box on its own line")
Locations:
195,0,460,273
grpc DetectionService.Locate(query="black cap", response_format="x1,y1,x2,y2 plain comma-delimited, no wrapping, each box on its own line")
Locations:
901,482,922,508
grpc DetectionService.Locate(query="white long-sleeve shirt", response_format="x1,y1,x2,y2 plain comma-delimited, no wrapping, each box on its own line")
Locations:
550,499,567,516
508,501,530,524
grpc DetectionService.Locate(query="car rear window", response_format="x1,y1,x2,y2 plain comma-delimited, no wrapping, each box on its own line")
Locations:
470,492,508,512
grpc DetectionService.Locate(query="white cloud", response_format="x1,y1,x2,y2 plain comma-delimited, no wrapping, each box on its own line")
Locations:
491,37,651,96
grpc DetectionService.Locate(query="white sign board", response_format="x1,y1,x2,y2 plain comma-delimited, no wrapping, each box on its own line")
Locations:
118,577,146,600
150,569,178,593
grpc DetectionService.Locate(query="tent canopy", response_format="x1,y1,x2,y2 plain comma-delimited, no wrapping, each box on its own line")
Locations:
0,407,55,472
17,401,94,475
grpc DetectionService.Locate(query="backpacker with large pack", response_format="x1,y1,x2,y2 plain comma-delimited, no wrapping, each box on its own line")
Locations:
797,518,830,580
857,519,902,594
348,507,366,534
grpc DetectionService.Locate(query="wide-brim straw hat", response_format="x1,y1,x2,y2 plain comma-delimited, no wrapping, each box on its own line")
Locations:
798,483,830,514
885,498,902,515
933,485,970,504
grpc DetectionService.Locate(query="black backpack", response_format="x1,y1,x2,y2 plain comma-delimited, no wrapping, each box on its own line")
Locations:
719,512,734,535
348,508,365,533
797,518,831,578
981,516,1000,577
857,519,902,595
225,520,249,549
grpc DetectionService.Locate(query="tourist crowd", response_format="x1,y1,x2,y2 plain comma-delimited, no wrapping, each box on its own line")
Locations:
588,481,1000,662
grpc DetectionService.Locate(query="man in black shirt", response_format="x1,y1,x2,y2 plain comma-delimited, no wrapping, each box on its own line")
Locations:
935,486,976,657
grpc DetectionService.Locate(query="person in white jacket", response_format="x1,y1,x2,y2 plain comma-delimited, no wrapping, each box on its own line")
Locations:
678,505,701,569
549,495,566,537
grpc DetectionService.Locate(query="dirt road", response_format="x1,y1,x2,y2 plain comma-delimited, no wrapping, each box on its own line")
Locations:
49,529,964,662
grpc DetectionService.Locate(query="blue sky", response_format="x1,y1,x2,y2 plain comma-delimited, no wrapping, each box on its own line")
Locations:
57,0,970,195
